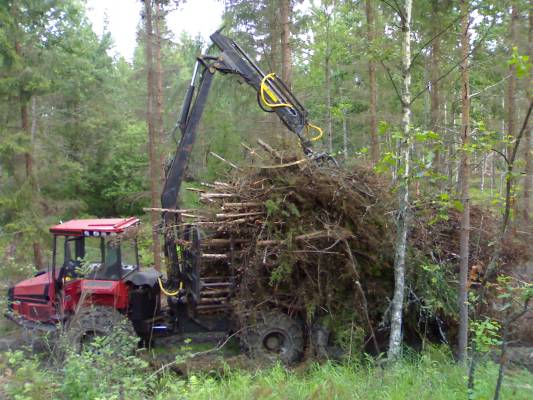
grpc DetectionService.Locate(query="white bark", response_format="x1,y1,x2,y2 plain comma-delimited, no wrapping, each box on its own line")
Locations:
343,111,348,160
388,0,412,360
457,0,471,363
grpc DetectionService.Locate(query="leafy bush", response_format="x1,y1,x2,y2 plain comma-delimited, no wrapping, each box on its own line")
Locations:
1,327,154,400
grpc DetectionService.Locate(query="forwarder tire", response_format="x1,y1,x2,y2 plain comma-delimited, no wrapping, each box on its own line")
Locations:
244,311,304,365
66,305,136,353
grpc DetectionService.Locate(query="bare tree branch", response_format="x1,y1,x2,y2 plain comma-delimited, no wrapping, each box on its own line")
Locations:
380,59,402,102
409,14,463,70
410,16,497,106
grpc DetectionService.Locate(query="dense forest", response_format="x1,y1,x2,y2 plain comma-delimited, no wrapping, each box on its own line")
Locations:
2,0,532,266
1,0,533,399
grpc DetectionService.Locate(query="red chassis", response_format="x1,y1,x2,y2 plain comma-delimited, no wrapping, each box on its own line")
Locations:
6,218,147,330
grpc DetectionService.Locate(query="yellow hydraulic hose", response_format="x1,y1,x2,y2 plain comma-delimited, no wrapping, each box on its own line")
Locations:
157,277,181,296
306,123,324,142
259,73,324,144
260,73,294,109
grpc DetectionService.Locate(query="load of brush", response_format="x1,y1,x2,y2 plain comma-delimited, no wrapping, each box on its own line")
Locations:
164,142,528,352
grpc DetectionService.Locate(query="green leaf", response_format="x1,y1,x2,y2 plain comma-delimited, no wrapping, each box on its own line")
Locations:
452,200,464,212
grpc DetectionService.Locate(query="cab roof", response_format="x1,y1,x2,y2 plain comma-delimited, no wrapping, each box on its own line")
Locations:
49,218,140,236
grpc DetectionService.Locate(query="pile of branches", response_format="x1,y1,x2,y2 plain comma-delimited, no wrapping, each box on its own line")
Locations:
175,147,528,350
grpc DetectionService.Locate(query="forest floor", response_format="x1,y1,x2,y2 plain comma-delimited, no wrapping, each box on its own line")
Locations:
1,323,533,399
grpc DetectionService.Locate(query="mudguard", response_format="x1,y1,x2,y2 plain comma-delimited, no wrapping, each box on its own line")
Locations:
125,268,161,287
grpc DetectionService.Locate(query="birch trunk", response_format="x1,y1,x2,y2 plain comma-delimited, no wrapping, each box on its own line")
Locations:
388,0,412,360
430,0,441,171
458,0,471,363
343,111,348,160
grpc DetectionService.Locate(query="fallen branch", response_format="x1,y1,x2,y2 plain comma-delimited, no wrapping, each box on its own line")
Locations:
257,139,283,161
209,151,241,170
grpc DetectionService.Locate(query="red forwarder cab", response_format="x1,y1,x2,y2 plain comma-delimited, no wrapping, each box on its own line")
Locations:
6,218,143,329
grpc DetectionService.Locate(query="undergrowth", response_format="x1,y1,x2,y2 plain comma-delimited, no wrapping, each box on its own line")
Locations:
1,345,531,400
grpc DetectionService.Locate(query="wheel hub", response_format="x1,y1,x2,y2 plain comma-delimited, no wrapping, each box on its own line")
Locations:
263,332,285,353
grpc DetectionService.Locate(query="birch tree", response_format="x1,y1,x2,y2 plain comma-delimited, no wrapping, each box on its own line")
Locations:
457,0,471,364
388,0,412,360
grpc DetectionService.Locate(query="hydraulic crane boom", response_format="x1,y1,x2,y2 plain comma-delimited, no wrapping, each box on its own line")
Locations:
160,30,322,288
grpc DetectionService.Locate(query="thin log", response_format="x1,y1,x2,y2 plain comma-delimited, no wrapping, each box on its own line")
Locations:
201,253,229,260
200,193,239,199
241,142,264,159
257,139,283,161
222,202,264,209
209,151,241,170
186,187,206,193
184,217,250,227
216,212,265,219
257,240,284,246
181,213,204,219
143,207,199,214
259,158,309,169
295,229,353,241
199,297,229,303
214,181,232,187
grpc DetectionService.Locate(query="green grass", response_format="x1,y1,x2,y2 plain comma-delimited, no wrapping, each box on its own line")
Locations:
1,345,532,400
155,350,533,400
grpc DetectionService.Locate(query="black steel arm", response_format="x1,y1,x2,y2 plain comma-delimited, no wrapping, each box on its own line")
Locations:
160,31,317,286
209,31,313,152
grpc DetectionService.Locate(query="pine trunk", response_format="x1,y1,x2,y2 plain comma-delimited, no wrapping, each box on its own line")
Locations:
268,4,281,144
14,3,43,269
457,0,471,363
280,0,292,148
523,7,532,222
388,0,412,360
366,0,378,164
280,0,292,88
155,2,165,188
145,0,161,271
507,3,518,159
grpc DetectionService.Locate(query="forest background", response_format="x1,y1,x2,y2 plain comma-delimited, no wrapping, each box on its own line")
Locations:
2,0,532,270
1,0,533,398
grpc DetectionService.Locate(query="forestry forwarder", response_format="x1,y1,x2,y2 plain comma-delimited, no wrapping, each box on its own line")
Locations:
6,30,326,364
